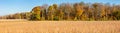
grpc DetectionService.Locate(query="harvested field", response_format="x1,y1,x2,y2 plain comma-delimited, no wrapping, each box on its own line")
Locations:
0,19,120,33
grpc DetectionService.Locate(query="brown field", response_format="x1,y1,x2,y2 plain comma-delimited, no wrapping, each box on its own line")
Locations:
0,19,120,33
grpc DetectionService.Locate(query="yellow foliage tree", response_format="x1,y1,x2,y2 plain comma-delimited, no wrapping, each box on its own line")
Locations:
31,6,41,20
74,3,84,20
48,5,55,20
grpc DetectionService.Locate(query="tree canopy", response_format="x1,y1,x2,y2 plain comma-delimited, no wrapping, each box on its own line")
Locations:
0,2,120,21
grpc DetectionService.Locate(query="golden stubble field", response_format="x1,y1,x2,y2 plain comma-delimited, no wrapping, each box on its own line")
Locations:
0,19,120,33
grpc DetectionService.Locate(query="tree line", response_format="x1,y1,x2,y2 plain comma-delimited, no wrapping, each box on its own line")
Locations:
0,2,120,21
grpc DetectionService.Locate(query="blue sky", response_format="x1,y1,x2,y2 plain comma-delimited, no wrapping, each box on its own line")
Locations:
0,0,120,16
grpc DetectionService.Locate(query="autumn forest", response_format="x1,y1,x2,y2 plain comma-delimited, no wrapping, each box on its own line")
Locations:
0,2,120,21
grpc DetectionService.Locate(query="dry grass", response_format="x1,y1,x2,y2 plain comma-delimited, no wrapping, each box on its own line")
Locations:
0,19,120,33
